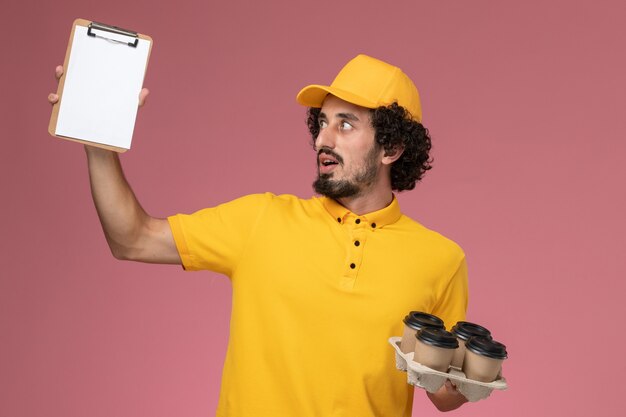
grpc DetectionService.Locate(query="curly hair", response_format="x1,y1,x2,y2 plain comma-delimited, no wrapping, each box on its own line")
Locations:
306,103,432,191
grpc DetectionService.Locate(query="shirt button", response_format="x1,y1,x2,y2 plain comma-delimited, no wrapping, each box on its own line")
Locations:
354,240,360,247
350,263,356,269
337,218,341,223
355,219,361,224
371,223,377,228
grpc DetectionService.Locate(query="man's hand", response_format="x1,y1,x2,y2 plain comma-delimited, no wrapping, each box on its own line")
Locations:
426,380,468,412
48,65,150,106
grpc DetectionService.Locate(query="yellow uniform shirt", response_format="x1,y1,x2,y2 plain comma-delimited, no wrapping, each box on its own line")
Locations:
168,193,468,417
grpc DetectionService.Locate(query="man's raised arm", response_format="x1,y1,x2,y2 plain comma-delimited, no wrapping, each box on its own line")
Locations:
49,66,181,265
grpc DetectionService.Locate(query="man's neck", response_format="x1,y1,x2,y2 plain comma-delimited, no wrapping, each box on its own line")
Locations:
337,189,394,215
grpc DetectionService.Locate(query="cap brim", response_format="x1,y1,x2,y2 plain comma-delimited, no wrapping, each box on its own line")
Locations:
296,85,379,109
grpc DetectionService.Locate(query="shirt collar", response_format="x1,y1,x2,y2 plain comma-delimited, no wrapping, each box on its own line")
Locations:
320,195,402,229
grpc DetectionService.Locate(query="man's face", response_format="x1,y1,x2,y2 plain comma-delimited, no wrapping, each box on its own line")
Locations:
313,95,383,199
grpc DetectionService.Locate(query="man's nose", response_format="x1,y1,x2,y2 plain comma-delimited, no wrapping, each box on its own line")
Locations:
315,127,336,151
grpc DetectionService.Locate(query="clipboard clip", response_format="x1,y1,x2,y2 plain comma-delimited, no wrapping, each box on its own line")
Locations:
88,21,139,47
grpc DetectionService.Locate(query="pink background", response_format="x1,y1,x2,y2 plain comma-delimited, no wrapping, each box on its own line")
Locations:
2,1,625,416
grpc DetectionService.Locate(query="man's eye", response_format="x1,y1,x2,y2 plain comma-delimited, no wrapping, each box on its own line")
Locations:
340,121,353,130
319,120,328,128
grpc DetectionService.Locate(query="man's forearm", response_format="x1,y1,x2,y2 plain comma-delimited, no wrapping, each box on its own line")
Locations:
84,145,151,259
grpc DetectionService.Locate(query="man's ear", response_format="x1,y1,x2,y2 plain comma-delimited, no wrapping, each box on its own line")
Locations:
382,145,405,165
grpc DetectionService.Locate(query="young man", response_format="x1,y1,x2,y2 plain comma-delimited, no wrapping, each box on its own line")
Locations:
49,54,468,416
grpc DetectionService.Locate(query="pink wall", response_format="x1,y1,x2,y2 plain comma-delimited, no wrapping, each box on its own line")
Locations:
2,1,625,416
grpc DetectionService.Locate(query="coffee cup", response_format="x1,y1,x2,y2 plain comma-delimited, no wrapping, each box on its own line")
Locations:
413,327,459,372
462,336,508,382
400,311,445,354
450,321,492,368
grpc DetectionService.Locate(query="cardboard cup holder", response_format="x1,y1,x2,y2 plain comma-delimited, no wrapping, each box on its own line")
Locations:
389,337,507,402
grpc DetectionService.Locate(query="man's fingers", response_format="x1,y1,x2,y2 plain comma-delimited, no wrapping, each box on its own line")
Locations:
138,88,150,107
55,65,64,81
49,66,63,105
444,380,457,392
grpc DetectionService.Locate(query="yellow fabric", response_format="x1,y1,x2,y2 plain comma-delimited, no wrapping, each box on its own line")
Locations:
168,193,468,417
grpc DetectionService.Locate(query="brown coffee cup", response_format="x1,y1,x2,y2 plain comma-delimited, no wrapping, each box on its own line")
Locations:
400,311,445,354
462,336,508,382
450,321,492,368
413,327,459,372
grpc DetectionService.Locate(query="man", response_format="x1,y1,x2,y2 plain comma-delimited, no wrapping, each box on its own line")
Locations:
49,54,469,416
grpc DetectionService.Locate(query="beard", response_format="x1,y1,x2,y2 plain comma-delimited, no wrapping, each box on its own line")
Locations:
313,144,381,199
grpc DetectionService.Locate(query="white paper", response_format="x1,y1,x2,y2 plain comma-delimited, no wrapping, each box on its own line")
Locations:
55,25,150,149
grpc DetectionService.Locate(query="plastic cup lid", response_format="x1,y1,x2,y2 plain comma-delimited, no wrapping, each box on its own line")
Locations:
466,336,508,359
403,311,445,331
450,321,492,341
416,327,459,349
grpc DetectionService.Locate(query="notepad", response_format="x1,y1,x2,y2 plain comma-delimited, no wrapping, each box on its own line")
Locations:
49,19,152,152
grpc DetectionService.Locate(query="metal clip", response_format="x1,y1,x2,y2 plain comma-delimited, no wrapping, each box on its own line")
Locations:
87,21,139,48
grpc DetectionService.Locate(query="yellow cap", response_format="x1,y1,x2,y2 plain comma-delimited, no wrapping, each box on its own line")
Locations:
296,54,422,122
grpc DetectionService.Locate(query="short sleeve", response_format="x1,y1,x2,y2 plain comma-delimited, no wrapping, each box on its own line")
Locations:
431,255,469,330
167,193,274,275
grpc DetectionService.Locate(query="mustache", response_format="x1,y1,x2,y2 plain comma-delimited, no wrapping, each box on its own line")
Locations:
317,148,344,165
